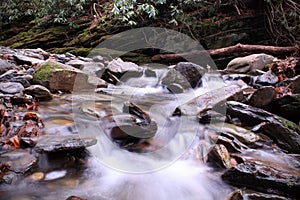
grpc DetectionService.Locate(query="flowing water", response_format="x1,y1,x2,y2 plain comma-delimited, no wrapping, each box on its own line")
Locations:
0,68,234,200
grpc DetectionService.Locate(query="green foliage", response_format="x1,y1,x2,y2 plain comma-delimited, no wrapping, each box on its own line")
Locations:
0,0,90,26
109,0,212,26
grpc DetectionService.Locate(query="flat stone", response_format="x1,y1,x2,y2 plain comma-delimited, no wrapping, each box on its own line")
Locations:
13,54,44,65
24,85,52,101
34,135,97,153
0,149,37,173
0,82,24,94
225,54,274,74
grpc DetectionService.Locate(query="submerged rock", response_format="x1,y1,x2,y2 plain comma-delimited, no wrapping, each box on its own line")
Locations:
0,82,24,94
225,54,274,74
162,62,206,89
226,101,300,153
222,162,300,198
34,135,97,153
24,85,52,101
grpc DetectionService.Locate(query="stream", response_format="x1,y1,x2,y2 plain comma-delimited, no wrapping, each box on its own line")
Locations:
0,47,299,200
0,66,234,200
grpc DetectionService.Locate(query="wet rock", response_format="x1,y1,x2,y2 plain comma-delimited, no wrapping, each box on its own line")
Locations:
167,83,184,94
13,54,43,66
0,58,13,75
101,58,143,84
102,103,157,146
288,75,300,94
211,123,260,145
255,71,279,86
210,133,246,153
226,189,243,200
222,162,300,198
34,135,97,153
66,196,87,200
162,62,206,89
198,110,226,124
0,82,24,94
0,149,37,173
24,85,52,101
104,114,157,147
269,94,300,123
248,86,276,108
33,60,107,91
208,144,232,168
222,74,254,85
225,54,274,74
226,101,300,153
144,68,156,77
244,191,292,200
175,80,246,116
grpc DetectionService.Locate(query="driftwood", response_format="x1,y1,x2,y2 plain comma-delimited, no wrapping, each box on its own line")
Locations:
152,43,299,63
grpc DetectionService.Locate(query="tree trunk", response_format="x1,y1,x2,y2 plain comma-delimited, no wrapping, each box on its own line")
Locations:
152,43,299,63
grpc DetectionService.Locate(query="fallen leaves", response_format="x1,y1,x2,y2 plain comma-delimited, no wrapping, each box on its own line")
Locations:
0,99,44,149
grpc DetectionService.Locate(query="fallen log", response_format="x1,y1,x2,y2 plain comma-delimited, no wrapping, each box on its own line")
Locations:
152,43,299,63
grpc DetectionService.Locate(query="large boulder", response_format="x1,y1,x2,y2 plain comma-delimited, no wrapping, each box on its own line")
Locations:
225,54,274,74
33,60,107,91
162,62,206,90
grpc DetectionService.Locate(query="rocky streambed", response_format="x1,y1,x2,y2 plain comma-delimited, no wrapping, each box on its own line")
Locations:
0,46,299,200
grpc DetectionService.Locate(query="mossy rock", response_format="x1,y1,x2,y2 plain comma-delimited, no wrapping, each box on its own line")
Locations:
33,60,64,82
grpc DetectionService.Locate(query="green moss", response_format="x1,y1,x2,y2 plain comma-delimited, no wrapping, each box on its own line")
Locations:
34,61,64,81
